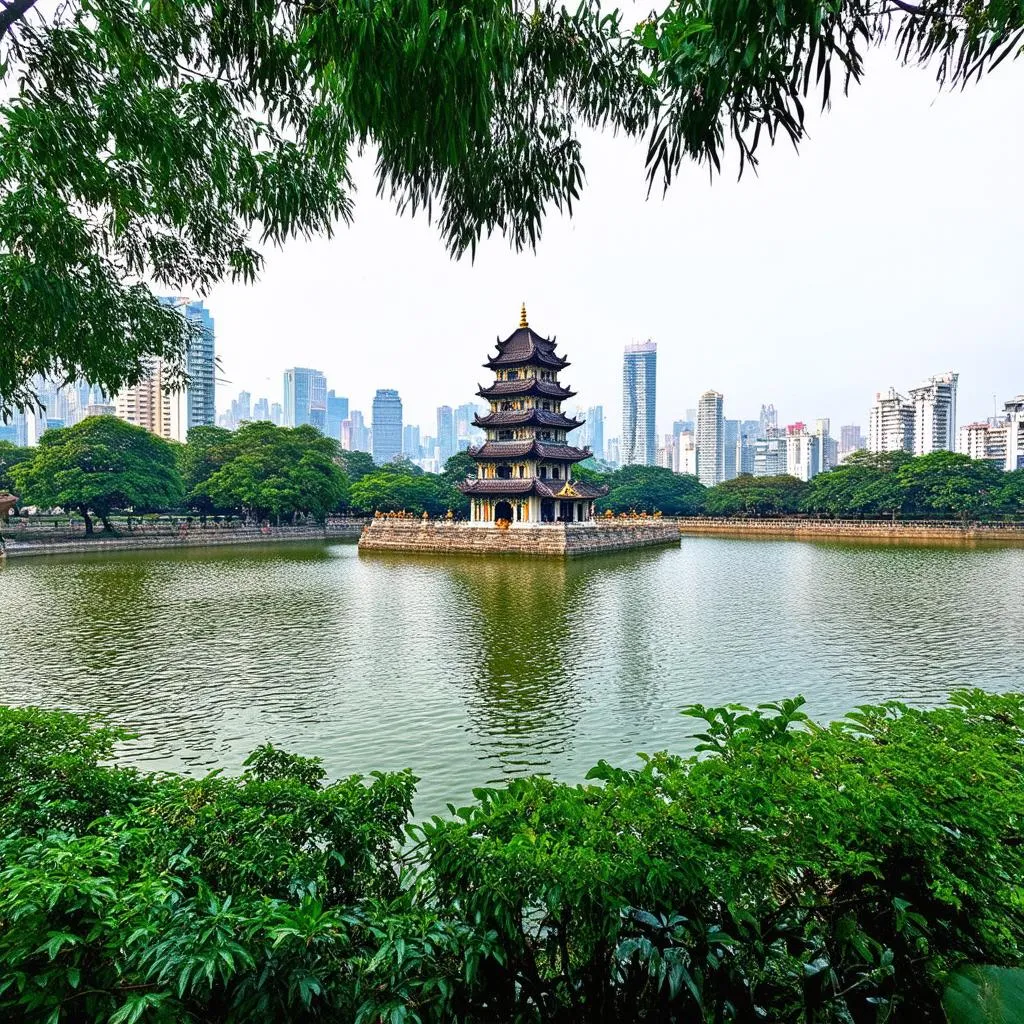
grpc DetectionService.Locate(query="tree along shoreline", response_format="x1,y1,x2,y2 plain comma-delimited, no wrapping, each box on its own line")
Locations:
1,693,1023,1022
4,424,1023,534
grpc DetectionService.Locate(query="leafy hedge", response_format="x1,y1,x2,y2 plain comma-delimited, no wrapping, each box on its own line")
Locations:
1,692,1022,1022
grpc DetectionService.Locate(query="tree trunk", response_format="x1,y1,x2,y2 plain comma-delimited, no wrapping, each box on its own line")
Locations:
81,509,94,535
101,514,113,534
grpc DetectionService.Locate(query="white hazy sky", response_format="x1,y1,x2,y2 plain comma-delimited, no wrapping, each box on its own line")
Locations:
208,52,1024,441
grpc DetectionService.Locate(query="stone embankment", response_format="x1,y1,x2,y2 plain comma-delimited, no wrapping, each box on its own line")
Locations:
1,521,365,559
358,519,681,558
675,517,1024,544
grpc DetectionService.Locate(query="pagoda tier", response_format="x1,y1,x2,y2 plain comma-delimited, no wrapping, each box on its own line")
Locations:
476,378,575,401
474,409,583,431
469,440,591,462
459,305,606,525
461,478,607,500
484,325,569,371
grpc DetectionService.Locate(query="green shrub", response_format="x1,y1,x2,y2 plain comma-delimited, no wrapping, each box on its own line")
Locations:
1,692,1022,1021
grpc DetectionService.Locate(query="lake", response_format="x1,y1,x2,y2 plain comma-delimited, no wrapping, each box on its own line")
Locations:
2,537,1022,813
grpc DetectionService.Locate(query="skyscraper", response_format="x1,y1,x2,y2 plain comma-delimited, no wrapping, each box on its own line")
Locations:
163,297,216,434
868,388,915,454
759,404,778,438
436,405,457,467
326,390,349,441
403,424,421,459
839,424,864,455
622,340,657,466
372,389,403,464
909,371,958,455
116,298,215,441
282,367,327,430
252,397,271,422
723,419,740,480
584,405,605,459
696,390,725,487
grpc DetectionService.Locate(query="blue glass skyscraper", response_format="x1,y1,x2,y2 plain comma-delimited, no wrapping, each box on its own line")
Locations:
372,389,403,464
622,341,657,466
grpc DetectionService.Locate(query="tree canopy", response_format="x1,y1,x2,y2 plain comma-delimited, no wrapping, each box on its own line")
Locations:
2,0,1022,414
10,416,183,532
593,464,707,516
188,421,348,522
348,472,468,518
703,473,809,516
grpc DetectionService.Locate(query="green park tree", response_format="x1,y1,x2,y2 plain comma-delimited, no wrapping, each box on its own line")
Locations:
703,473,809,516
0,440,30,495
895,450,1006,522
441,450,477,486
191,421,347,523
597,465,705,516
334,450,377,484
348,472,468,518
10,416,183,533
2,0,1022,414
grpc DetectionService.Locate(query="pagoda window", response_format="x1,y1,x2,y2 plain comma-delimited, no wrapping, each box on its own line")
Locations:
552,467,560,480
518,465,524,478
542,401,550,410
501,401,512,411
497,464,512,479
498,430,513,441
508,370,519,381
539,467,547,479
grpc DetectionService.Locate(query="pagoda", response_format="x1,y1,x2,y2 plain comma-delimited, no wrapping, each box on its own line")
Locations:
459,306,607,524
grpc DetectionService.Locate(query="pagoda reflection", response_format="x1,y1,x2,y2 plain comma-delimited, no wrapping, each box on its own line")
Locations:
436,554,594,780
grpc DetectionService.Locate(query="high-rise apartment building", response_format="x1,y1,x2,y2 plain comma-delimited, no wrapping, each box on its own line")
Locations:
958,422,1006,465
252,397,271,422
436,405,457,468
270,402,283,426
114,299,215,442
341,409,370,453
372,389,403,464
606,437,621,466
868,388,915,454
786,430,822,482
814,417,838,473
675,430,698,476
1002,395,1024,471
326,390,349,441
283,367,327,431
909,371,958,455
759,403,778,438
160,297,216,434
752,437,787,477
622,341,657,466
696,390,725,487
839,424,864,455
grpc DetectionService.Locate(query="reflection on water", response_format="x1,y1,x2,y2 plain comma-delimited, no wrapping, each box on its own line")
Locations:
1,538,1022,814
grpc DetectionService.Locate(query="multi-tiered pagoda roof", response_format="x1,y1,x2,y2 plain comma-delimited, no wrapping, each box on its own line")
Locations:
458,307,606,523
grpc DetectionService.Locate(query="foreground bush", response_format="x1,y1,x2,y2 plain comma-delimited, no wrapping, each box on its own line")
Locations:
1,692,1022,1022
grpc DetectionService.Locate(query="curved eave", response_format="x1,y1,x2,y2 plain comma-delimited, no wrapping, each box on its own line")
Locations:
475,380,576,401
470,441,592,462
474,411,583,430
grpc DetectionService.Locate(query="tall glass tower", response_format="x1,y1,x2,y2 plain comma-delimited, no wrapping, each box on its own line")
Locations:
622,341,657,466
283,368,327,430
159,296,216,435
372,389,403,464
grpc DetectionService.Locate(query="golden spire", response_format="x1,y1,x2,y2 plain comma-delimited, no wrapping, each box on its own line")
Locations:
519,302,528,328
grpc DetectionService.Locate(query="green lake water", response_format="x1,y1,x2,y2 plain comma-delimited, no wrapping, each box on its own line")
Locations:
2,537,1022,813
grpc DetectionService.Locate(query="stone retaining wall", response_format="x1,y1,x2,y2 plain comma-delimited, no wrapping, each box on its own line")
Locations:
675,517,1024,543
358,519,681,558
1,522,364,559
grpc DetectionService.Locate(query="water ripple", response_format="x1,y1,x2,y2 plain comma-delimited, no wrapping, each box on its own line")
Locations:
1,538,1022,814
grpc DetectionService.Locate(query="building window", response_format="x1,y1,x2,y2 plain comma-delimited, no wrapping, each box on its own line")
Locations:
539,467,547,479
508,371,518,381
518,465,524,478
543,401,550,410
552,467,560,479
497,464,512,479
498,430,513,440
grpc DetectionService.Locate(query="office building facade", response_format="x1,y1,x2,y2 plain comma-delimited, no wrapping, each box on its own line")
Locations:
622,341,657,466
283,367,328,431
372,389,403,464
